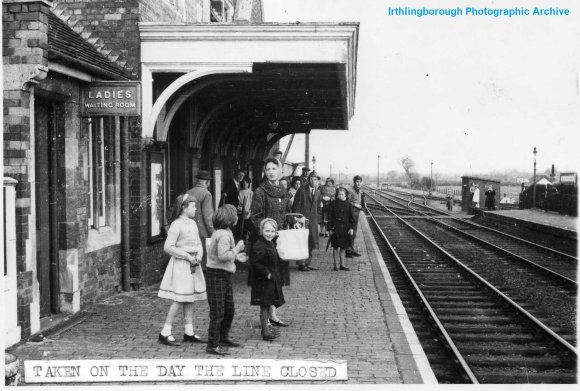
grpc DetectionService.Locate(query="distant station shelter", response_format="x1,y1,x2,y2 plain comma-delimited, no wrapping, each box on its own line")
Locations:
3,0,358,346
461,176,501,212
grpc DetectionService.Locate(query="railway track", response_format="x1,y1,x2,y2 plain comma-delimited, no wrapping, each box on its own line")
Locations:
369,188,578,280
365,193,577,383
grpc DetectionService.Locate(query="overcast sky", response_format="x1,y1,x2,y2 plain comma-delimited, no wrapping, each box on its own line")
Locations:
265,0,580,178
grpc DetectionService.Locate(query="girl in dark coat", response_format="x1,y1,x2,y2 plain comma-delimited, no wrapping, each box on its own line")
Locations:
328,187,356,271
250,218,286,340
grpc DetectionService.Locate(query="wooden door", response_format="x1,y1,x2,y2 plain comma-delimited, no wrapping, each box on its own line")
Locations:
34,100,60,316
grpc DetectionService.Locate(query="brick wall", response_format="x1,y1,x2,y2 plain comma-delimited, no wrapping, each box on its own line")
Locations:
3,1,52,338
127,120,169,288
81,245,122,305
140,0,190,23
52,0,140,78
2,1,49,68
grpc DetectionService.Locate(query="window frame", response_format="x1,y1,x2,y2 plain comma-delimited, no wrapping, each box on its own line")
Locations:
86,116,121,235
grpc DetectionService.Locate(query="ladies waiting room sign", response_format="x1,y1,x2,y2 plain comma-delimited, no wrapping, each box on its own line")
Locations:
25,359,347,382
81,82,141,116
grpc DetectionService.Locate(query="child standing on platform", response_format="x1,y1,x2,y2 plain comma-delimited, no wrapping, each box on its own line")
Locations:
158,194,207,346
328,187,356,271
205,204,248,355
250,218,285,340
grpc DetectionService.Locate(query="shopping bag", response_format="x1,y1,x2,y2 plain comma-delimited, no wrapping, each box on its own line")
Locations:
276,228,309,260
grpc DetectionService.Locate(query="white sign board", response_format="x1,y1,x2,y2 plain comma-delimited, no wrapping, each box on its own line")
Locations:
560,173,577,184
516,177,529,183
25,359,347,383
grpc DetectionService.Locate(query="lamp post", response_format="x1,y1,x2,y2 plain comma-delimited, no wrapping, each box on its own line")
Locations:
430,160,433,195
532,147,537,208
377,155,381,188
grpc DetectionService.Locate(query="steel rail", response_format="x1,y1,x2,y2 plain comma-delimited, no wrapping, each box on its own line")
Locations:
430,218,577,286
367,192,578,359
371,189,577,286
365,205,479,384
372,187,578,261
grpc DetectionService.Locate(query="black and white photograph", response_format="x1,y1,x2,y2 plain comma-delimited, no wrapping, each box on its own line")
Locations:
2,0,578,388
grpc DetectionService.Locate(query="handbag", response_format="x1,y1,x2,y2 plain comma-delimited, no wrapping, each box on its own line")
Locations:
276,229,309,260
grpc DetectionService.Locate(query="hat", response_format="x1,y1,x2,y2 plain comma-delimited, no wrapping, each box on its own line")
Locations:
326,177,335,184
273,149,283,155
196,170,212,180
308,170,321,180
301,167,311,172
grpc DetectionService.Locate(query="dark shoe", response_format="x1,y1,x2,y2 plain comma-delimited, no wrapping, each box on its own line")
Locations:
158,334,181,346
219,338,242,347
206,346,230,356
269,319,289,327
306,266,318,270
345,253,353,258
298,265,310,271
333,266,338,271
351,251,362,257
261,330,280,341
340,266,350,271
183,334,207,343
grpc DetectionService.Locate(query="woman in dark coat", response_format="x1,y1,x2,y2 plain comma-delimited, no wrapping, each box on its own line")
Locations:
250,158,291,232
250,218,285,340
327,187,356,271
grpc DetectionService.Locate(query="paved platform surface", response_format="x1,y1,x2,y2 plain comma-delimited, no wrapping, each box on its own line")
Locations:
7,215,435,386
482,208,577,233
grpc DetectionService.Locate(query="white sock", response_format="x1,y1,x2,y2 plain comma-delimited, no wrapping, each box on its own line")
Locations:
161,324,172,337
184,323,194,336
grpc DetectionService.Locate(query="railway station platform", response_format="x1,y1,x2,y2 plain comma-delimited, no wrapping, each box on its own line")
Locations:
6,215,436,386
478,209,577,239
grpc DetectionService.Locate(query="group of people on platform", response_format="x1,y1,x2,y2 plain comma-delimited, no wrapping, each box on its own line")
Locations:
469,183,497,211
156,156,366,355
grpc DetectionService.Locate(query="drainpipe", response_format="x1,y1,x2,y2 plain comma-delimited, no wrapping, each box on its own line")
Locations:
120,117,131,291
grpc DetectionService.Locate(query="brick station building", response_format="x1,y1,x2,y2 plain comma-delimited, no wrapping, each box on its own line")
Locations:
3,0,358,346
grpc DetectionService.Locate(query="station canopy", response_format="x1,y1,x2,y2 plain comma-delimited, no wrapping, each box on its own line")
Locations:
139,23,359,154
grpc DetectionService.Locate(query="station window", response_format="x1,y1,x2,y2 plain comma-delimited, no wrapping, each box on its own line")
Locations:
87,116,120,232
210,0,234,22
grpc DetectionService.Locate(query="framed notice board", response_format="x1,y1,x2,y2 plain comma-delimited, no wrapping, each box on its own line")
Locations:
148,150,166,242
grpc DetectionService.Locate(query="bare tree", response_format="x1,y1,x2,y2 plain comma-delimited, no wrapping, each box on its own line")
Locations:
399,155,417,186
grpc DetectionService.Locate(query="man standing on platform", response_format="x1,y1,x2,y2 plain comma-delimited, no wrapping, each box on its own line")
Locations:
298,167,311,187
187,170,215,268
221,169,245,208
347,175,365,258
292,170,322,271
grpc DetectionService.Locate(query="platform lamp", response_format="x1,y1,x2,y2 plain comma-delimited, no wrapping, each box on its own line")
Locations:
430,160,434,195
532,147,537,208
312,155,316,171
377,155,381,188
